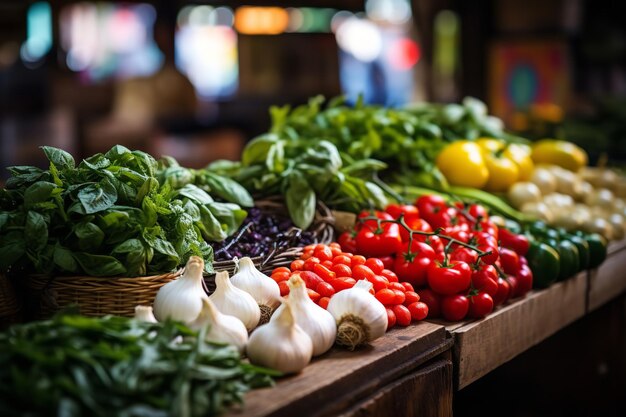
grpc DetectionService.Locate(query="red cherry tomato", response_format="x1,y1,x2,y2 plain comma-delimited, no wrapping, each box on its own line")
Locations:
416,195,447,219
450,247,479,265
337,231,357,253
394,241,436,287
514,265,533,298
318,297,330,309
468,292,494,318
407,301,429,321
313,245,333,262
492,277,511,306
392,304,412,327
278,281,289,296
477,244,499,265
386,308,397,328
352,264,375,281
441,294,469,321
500,248,521,275
499,228,530,256
427,261,472,295
401,282,415,292
307,288,321,302
506,275,519,300
385,204,419,221
313,264,336,282
365,258,385,275
468,204,489,221
316,281,335,298
272,267,291,275
404,291,420,305
297,271,324,289
355,224,402,258
329,277,356,292
400,217,433,242
368,275,390,292
290,259,305,271
351,255,367,267
392,289,406,305
381,269,399,283
375,289,397,305
417,288,442,318
333,255,352,266
377,255,396,270
271,271,291,283
471,264,499,298
303,257,321,271
331,264,352,278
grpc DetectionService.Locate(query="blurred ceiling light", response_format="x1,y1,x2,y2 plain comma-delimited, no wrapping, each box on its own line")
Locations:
335,17,382,62
365,0,411,24
21,1,52,63
331,10,354,33
234,7,289,35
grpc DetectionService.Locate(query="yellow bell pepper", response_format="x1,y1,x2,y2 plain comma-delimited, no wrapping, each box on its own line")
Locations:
504,143,534,181
531,139,588,172
476,138,520,192
436,141,489,188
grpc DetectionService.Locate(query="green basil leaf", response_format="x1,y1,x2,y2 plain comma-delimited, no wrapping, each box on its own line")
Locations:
41,146,75,170
78,179,118,214
73,253,126,277
176,184,213,205
201,173,253,207
206,202,247,236
24,182,59,209
285,174,316,230
197,205,227,242
25,211,48,252
74,222,105,251
53,245,79,273
241,135,278,166
0,232,25,271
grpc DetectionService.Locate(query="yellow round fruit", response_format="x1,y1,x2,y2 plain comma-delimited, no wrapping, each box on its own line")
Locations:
436,141,489,188
504,143,534,181
531,140,588,172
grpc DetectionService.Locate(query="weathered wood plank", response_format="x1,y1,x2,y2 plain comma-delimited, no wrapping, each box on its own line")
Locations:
225,323,448,417
338,355,453,417
452,271,587,390
588,240,626,312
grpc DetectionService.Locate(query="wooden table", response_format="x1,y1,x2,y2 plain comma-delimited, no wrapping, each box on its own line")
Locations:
232,240,626,416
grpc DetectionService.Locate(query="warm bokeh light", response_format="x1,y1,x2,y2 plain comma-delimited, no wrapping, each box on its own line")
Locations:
234,7,289,35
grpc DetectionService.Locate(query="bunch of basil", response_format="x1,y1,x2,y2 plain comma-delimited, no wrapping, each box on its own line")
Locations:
0,146,253,277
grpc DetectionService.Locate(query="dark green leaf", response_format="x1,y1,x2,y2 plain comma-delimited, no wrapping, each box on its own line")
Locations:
25,211,48,252
73,253,126,276
200,173,253,207
78,179,118,214
74,222,105,251
53,245,79,273
197,205,227,242
41,146,75,170
23,182,59,209
241,135,278,166
176,184,213,205
285,173,316,229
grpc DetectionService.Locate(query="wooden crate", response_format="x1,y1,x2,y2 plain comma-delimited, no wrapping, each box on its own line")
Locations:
450,271,588,389
588,239,626,312
225,323,451,417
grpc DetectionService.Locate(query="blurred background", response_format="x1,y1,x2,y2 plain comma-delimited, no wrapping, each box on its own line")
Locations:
2,0,626,180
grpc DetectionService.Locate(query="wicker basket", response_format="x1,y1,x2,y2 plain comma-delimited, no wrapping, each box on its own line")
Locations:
205,197,335,292
0,273,21,327
25,271,182,319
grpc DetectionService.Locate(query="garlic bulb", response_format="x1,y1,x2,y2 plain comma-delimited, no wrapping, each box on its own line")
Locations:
230,257,281,324
153,256,208,324
209,271,260,331
189,298,248,354
247,299,313,374
272,274,336,356
327,280,387,350
134,305,158,323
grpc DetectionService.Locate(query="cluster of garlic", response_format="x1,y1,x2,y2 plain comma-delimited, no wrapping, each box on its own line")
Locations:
137,256,389,375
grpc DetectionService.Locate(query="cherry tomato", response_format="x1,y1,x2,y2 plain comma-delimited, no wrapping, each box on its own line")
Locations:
479,220,499,240
492,277,510,306
407,301,429,321
506,275,519,300
381,269,399,283
307,288,321,302
424,235,445,253
290,259,305,271
471,265,499,298
392,305,412,326
404,291,420,305
377,255,396,270
365,258,385,275
271,271,291,283
303,257,320,271
352,264,375,281
468,204,489,222
329,277,356,292
392,289,406,305
333,255,352,266
400,217,433,242
500,248,521,275
313,245,333,262
318,297,330,309
416,195,448,219
514,265,533,298
441,227,470,246
441,294,469,321
468,292,494,318
499,228,530,256
338,231,357,253
450,247,479,265
298,271,323,289
278,281,290,296
368,275,390,292
417,288,442,318
427,261,472,295
375,289,396,305
316,281,335,298
386,308,397,328
472,231,498,247
355,223,402,258
477,244,499,265
429,207,454,229
351,255,366,267
313,264,336,282
272,267,291,275
331,264,352,278
385,203,419,220
401,282,415,292
394,241,436,287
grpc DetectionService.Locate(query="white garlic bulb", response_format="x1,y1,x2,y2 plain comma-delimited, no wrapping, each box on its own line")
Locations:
327,280,388,350
134,305,158,323
189,298,248,354
209,271,261,331
272,273,336,356
230,257,281,324
153,256,208,324
247,299,313,374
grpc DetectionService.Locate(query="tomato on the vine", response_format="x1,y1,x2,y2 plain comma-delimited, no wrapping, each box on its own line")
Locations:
400,217,433,242
471,264,499,298
407,302,429,320
355,224,402,257
427,261,472,295
337,231,357,253
450,247,479,265
492,277,510,306
500,248,521,275
385,204,419,221
468,204,489,222
468,292,494,318
514,264,533,298
499,229,530,256
441,294,469,321
417,289,442,318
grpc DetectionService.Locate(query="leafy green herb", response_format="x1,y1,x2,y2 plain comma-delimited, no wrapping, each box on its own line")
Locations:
0,314,277,417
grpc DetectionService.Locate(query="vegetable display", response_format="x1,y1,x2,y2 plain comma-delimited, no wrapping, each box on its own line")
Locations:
0,146,251,277
0,313,276,417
